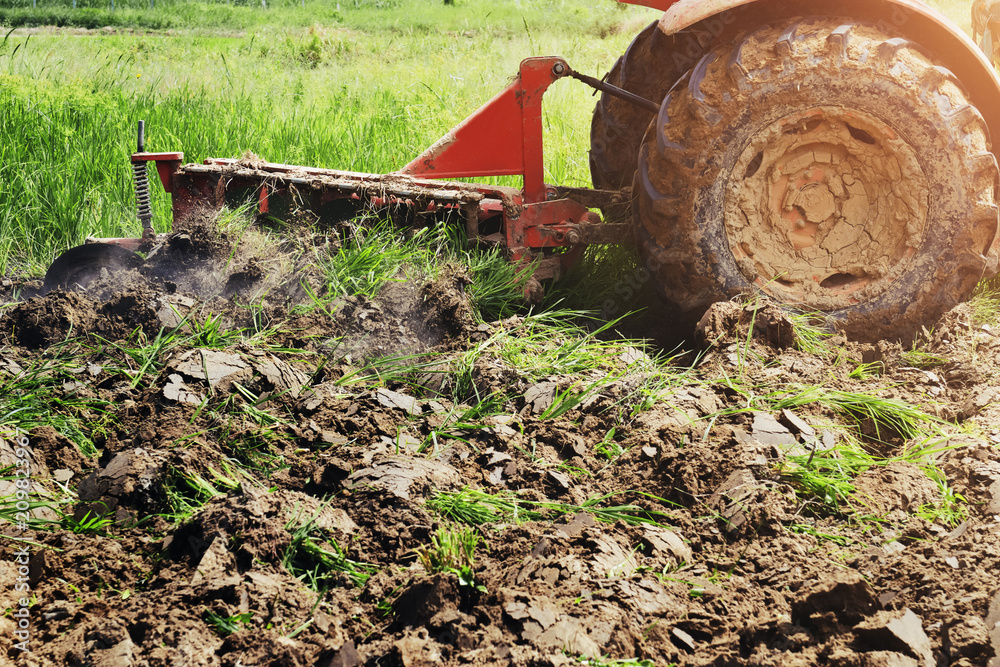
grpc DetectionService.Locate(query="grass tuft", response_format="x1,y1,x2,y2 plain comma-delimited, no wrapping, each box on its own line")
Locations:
416,524,485,590
284,503,377,591
428,487,675,527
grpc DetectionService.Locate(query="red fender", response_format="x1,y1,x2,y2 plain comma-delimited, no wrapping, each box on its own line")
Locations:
617,0,1000,151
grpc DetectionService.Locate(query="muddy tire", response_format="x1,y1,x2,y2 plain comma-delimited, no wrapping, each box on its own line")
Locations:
589,22,707,192
635,18,1000,343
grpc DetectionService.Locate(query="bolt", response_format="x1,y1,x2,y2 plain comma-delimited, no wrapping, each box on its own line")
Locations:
795,220,806,229
552,62,566,76
566,230,580,245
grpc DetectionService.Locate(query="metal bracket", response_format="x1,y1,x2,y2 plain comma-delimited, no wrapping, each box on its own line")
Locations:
398,56,570,204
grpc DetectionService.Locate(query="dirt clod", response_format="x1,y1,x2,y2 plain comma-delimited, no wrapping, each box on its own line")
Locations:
854,609,935,667
695,300,797,349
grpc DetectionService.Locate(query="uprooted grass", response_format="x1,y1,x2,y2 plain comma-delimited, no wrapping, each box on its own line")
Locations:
711,382,947,443
427,487,676,528
774,427,967,517
284,503,378,591
0,341,107,457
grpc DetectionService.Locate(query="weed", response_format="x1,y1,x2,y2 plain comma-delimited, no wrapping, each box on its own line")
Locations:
428,488,675,527
162,468,236,524
787,522,854,546
204,610,253,638
899,348,950,369
757,385,943,442
375,581,408,618
775,431,875,515
0,347,106,457
284,505,377,591
205,385,293,471
968,286,1000,328
594,428,623,461
848,361,884,380
330,351,444,390
0,476,65,533
451,310,640,413
100,327,181,389
64,509,114,535
415,524,485,590
571,655,655,667
539,376,618,420
189,311,245,349
462,241,532,322
915,468,968,527
789,312,837,357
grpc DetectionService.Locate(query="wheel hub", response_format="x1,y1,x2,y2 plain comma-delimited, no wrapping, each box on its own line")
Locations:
725,107,930,311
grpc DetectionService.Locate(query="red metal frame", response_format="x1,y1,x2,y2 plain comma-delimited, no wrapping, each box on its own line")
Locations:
399,57,568,205
131,151,184,193
127,56,601,288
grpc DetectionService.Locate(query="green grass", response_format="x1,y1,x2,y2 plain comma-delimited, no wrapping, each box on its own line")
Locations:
0,0,642,34
415,523,484,589
0,343,107,457
204,610,253,638
284,503,378,591
427,487,675,527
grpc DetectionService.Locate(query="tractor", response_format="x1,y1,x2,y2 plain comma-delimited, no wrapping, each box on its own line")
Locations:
45,0,1000,344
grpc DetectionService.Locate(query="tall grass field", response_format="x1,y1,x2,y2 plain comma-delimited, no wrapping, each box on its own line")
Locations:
0,0,980,275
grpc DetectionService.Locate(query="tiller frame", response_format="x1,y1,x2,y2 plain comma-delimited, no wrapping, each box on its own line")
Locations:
112,57,639,294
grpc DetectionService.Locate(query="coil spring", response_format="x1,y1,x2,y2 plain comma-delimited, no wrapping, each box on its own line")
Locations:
133,160,152,228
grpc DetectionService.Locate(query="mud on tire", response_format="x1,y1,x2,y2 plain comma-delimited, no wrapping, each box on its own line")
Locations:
589,22,708,192
635,18,1000,343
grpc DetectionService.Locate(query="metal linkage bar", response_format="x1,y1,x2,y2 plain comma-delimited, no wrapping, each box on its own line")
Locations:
564,66,661,114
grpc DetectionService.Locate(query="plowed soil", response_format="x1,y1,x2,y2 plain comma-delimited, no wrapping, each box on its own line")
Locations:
2,221,1000,667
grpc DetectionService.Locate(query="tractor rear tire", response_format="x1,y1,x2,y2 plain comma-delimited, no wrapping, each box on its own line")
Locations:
589,22,707,192
635,18,1000,343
